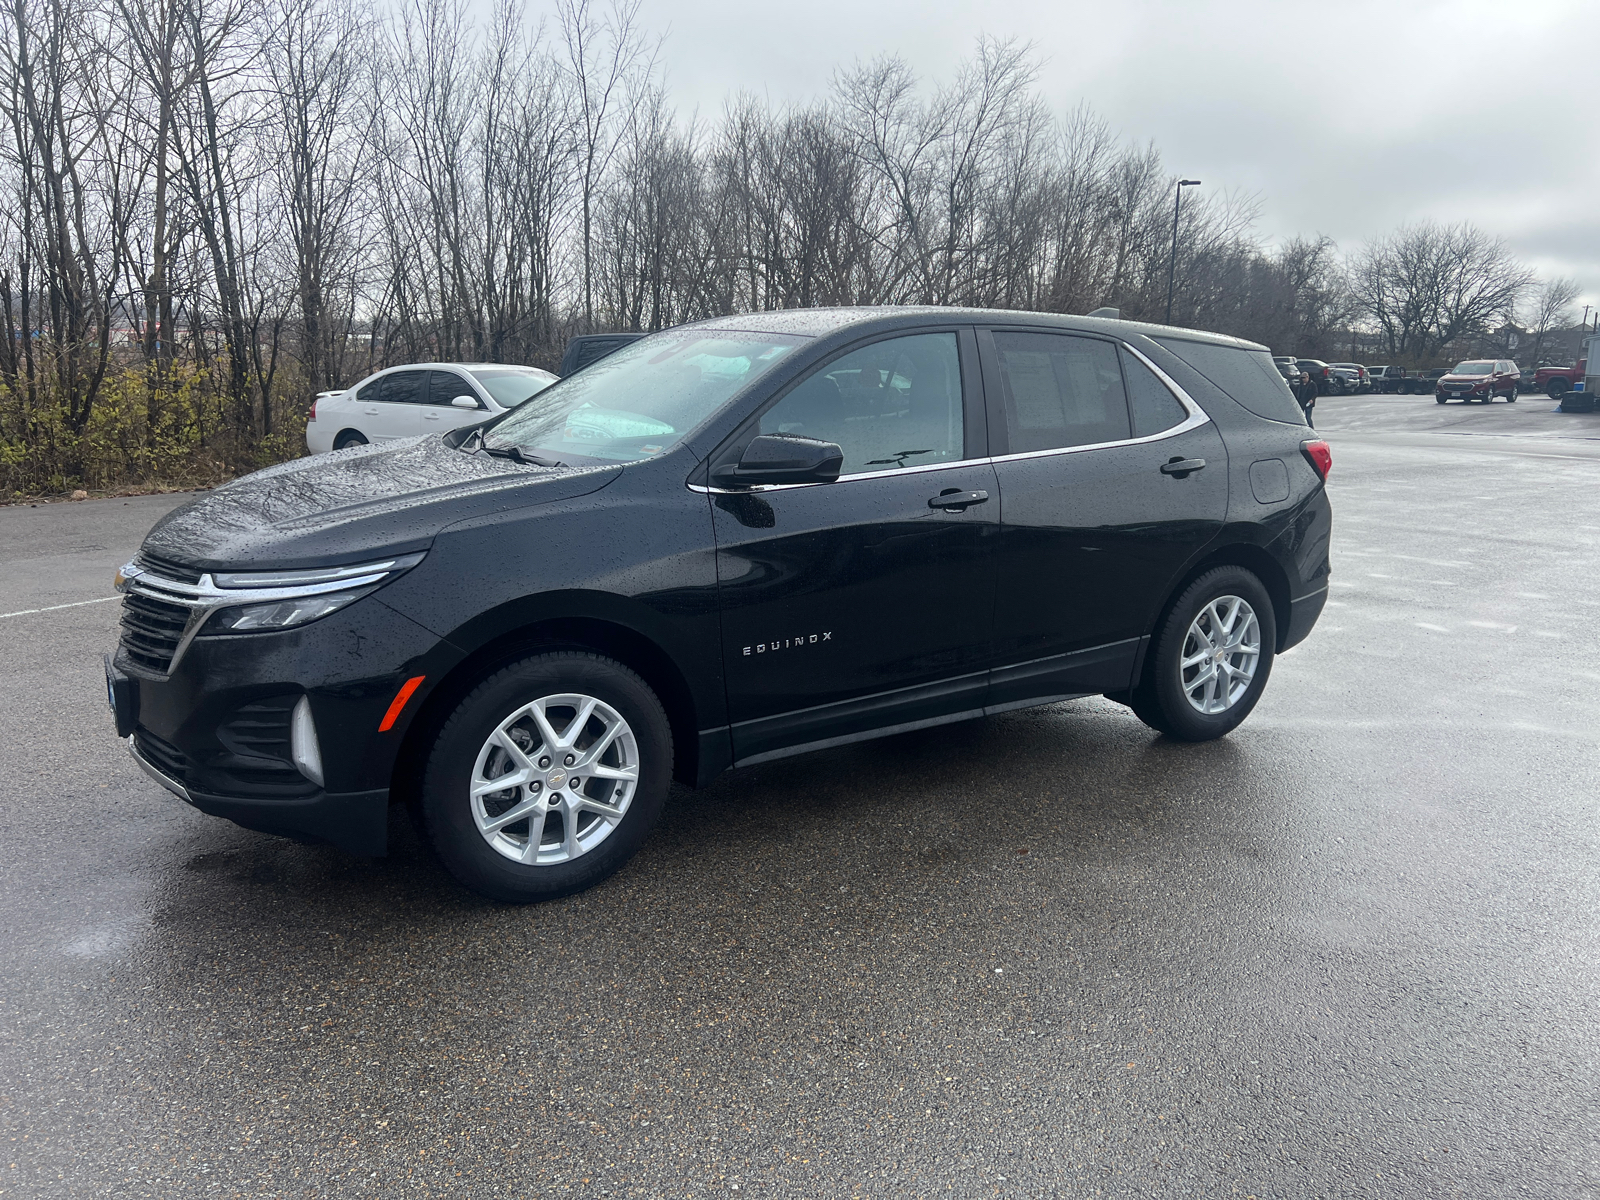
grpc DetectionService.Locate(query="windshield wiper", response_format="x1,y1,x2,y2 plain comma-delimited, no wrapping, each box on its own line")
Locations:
468,431,567,467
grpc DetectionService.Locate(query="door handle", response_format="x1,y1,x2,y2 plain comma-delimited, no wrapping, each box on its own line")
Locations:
363,407,380,415
1160,457,1206,477
929,489,989,510
423,411,441,420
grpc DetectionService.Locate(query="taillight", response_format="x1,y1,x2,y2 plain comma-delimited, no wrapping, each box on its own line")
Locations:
308,398,318,422
1301,439,1332,481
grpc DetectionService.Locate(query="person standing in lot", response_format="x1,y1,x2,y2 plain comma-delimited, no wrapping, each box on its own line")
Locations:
1296,369,1317,428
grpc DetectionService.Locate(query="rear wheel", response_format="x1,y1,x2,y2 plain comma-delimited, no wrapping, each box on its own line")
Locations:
1508,387,1518,403
333,430,368,450
1548,378,1570,398
421,651,672,902
1125,566,1277,742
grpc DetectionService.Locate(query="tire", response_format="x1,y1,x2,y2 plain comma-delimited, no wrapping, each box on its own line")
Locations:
1508,387,1518,403
1435,395,1447,404
420,651,672,903
1548,378,1569,398
333,430,368,450
1125,567,1277,742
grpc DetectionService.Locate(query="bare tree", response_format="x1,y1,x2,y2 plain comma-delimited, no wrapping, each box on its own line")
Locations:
1525,276,1580,366
557,0,651,328
1352,221,1534,364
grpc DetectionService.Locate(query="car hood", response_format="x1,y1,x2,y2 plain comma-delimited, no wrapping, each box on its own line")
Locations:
141,436,623,570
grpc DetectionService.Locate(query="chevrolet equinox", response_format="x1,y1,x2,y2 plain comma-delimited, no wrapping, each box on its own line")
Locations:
107,307,1332,902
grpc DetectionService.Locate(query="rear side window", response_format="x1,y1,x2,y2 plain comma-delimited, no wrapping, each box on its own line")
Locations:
1157,338,1306,425
1120,349,1188,437
378,370,427,405
992,332,1130,451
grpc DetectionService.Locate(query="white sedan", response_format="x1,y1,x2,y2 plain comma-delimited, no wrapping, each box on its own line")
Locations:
305,362,559,454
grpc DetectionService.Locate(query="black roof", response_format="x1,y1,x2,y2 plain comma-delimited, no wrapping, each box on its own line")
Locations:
682,305,1268,353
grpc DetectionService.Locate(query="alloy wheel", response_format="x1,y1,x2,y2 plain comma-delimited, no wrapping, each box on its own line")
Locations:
1179,596,1262,715
469,692,640,865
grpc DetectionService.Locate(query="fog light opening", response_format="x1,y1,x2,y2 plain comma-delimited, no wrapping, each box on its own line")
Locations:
291,695,325,787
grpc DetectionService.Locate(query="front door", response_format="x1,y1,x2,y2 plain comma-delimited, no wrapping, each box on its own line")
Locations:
712,329,998,764
978,328,1228,706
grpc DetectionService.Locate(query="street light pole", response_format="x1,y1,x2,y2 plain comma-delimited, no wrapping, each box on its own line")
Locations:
1165,179,1201,326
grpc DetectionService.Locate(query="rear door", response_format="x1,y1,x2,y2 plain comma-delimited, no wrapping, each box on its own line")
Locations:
979,328,1228,706
365,369,430,440
712,328,998,763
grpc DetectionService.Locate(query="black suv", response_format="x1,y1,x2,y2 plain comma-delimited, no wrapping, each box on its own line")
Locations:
108,308,1332,902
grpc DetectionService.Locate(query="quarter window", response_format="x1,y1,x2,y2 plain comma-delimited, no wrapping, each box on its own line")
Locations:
991,332,1130,452
759,333,964,476
1121,349,1188,437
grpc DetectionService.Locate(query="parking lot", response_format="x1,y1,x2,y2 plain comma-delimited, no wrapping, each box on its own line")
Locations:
3,391,1599,1198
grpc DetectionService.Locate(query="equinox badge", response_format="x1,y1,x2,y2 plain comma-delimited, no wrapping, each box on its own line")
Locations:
744,632,832,656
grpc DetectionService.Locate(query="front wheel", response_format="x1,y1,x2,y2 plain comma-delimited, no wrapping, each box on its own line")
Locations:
421,651,672,902
1436,395,1447,404
1125,567,1277,741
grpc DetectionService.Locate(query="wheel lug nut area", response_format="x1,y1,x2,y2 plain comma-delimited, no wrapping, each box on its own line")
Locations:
564,754,575,766
538,756,551,768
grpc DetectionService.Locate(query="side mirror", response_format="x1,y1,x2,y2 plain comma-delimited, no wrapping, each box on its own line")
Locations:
451,395,481,410
711,434,843,488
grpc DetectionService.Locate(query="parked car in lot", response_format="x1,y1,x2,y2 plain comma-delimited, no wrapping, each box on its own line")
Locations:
1535,358,1587,398
558,333,646,376
1368,365,1404,393
305,363,559,453
1329,363,1369,393
1295,359,1334,395
1327,366,1361,394
109,307,1331,903
1434,359,1521,403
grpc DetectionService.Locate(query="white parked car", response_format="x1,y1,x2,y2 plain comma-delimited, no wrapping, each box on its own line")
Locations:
305,362,559,454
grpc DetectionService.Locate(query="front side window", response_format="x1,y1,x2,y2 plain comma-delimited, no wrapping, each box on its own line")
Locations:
428,370,477,407
485,331,802,463
992,332,1130,452
758,333,964,476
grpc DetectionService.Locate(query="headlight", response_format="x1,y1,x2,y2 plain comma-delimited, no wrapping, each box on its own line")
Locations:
207,590,370,632
196,551,425,636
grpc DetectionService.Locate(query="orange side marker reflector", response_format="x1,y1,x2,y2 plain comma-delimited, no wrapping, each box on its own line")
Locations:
379,675,426,732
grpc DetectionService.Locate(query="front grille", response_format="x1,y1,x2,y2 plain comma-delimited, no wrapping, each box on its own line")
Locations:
120,592,192,675
134,727,190,784
135,551,203,585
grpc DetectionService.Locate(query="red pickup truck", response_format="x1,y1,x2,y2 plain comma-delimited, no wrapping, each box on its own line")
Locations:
1535,360,1587,397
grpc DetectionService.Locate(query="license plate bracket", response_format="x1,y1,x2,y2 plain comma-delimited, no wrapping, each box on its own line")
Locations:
104,654,138,738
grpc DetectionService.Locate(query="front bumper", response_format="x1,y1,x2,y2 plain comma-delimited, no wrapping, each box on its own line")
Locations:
129,735,389,855
113,595,458,857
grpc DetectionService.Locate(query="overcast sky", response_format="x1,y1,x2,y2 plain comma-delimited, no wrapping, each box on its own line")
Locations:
575,0,1600,316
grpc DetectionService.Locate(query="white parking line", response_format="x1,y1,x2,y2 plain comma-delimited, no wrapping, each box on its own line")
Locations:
0,596,119,620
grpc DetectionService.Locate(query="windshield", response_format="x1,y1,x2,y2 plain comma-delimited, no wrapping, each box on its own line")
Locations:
468,368,557,408
483,331,803,462
1452,361,1494,375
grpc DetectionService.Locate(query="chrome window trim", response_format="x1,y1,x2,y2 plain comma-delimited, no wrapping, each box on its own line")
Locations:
690,339,1208,495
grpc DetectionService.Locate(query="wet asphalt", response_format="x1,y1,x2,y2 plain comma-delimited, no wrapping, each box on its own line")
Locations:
2,394,1599,1199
